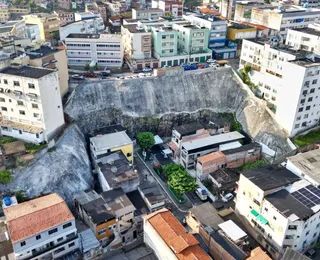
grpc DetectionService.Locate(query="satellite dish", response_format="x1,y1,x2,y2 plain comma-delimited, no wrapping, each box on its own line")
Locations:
111,166,117,173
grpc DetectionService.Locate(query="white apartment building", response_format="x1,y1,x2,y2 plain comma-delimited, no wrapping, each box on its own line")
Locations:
235,166,320,259
286,24,320,54
0,20,28,38
74,12,99,21
4,193,79,260
240,39,320,136
250,6,320,40
59,17,105,41
65,34,123,68
106,2,122,16
0,66,65,143
26,24,41,43
132,8,164,20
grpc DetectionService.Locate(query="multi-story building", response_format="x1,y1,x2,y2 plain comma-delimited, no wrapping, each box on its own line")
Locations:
23,13,60,42
13,45,69,97
59,17,105,41
143,208,211,260
26,24,41,43
74,188,137,248
8,5,30,20
65,33,123,68
235,165,320,259
132,8,164,19
227,22,257,41
0,20,28,38
240,39,320,136
74,12,99,21
286,24,320,55
0,4,10,22
4,193,79,260
292,0,320,8
53,11,74,26
183,14,228,49
250,6,320,40
105,2,122,16
151,25,178,57
56,0,72,10
0,65,65,143
93,1,107,25
152,0,183,17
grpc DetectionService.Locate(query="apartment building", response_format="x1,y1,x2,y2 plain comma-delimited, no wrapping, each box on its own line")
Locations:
74,12,99,21
23,13,60,42
239,39,320,136
56,0,72,10
53,11,74,26
65,33,123,68
8,5,29,20
227,22,257,41
4,193,79,260
180,131,245,169
12,45,69,97
90,131,133,163
250,6,320,40
0,20,27,38
183,14,228,49
143,208,211,260
74,188,137,248
93,1,107,25
151,25,178,57
293,0,320,8
26,24,41,43
138,182,166,212
0,4,10,22
152,0,183,17
236,166,320,259
106,2,122,16
0,66,65,143
59,17,105,41
132,8,164,19
286,24,320,55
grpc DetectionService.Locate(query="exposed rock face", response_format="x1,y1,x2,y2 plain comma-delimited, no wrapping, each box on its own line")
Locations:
65,68,293,158
0,125,92,204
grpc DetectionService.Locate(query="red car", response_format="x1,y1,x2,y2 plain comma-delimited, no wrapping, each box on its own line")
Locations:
83,72,97,78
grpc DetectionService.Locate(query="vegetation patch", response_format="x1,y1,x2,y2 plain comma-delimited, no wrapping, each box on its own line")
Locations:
293,129,320,147
219,112,243,132
25,143,47,153
137,132,155,151
241,160,268,171
48,146,57,153
15,190,30,203
0,170,11,184
0,137,17,145
240,65,256,88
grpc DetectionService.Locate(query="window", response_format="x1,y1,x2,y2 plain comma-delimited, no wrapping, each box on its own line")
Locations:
33,113,39,118
57,237,63,242
20,241,26,246
312,79,318,85
298,107,303,112
108,226,112,230
308,97,313,102
303,90,308,95
28,83,35,89
306,106,311,111
13,81,20,86
36,235,41,240
273,216,277,220
253,199,260,206
48,228,58,235
19,110,25,115
69,242,75,248
17,101,23,106
306,231,310,236
297,116,301,121
311,88,315,93
288,225,297,230
304,114,309,119
63,222,72,229
98,228,106,235
264,207,268,212
1,107,7,111
4,79,8,84
294,124,300,129
32,103,38,109
317,223,320,228
0,98,4,102
305,81,310,87
301,99,305,104
126,152,132,157
285,235,294,239
313,233,317,237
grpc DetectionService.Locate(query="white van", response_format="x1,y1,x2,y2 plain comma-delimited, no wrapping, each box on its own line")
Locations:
196,188,208,201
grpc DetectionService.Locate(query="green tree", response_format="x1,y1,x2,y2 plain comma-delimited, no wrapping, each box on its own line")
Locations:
0,170,11,184
137,132,155,150
163,163,185,177
244,65,252,74
94,63,99,71
165,12,173,18
15,190,29,203
167,167,197,197
84,63,90,71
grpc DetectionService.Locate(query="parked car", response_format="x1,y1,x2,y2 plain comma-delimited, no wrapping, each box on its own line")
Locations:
71,74,84,80
209,63,217,68
305,249,316,259
195,188,208,201
116,76,124,80
181,64,198,71
143,67,153,72
222,193,234,203
207,59,217,63
100,71,110,78
83,72,96,78
162,65,171,68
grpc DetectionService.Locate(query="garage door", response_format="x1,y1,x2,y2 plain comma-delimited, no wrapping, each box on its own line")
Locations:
200,56,205,62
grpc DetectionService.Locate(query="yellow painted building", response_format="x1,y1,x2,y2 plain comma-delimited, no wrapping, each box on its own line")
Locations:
227,22,257,41
23,13,60,42
90,131,134,163
96,218,116,242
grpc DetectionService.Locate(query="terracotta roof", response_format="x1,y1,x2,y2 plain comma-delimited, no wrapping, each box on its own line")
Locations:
146,209,211,260
199,8,220,15
247,247,272,260
242,22,269,31
197,151,225,164
4,193,74,243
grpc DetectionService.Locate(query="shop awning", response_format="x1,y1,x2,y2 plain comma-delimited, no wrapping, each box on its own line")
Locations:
250,209,259,217
257,215,268,225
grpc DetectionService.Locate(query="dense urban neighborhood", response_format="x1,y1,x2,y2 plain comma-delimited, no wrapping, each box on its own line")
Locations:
0,0,319,259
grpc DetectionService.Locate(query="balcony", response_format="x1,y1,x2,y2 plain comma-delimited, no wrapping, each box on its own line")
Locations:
29,233,78,260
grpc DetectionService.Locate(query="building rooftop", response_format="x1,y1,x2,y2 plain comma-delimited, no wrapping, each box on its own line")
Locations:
228,22,256,30
209,168,240,190
0,66,54,79
287,149,320,184
292,27,320,37
281,248,311,260
4,193,74,243
90,131,132,152
182,131,245,152
78,228,100,253
123,24,148,33
246,247,271,260
222,142,261,155
82,197,115,224
242,165,300,191
2,140,25,155
139,182,166,205
66,33,100,39
97,151,139,188
144,209,211,260
241,21,269,30
174,122,204,137
90,124,126,137
0,221,14,260
290,57,320,68
0,27,13,34
197,151,225,164
190,202,224,230
25,45,60,60
265,189,313,220
218,220,247,242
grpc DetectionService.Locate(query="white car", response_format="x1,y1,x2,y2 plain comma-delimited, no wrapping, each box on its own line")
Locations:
143,67,153,72
207,59,217,63
222,193,234,203
209,63,216,68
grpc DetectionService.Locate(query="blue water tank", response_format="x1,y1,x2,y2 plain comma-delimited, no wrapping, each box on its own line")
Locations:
3,196,11,206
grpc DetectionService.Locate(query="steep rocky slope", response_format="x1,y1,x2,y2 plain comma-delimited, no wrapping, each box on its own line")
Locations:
0,125,92,204
65,68,293,158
